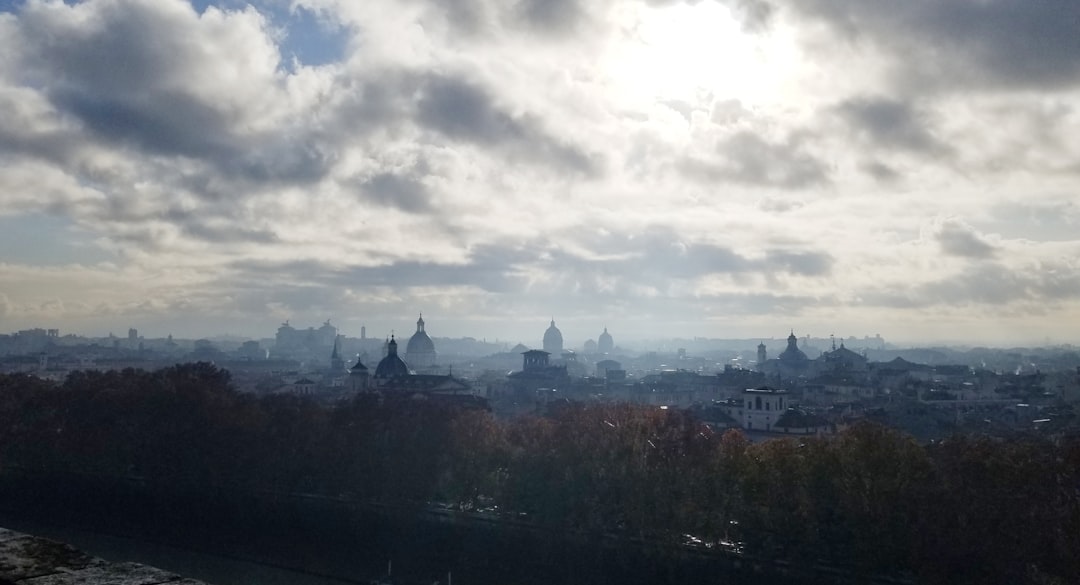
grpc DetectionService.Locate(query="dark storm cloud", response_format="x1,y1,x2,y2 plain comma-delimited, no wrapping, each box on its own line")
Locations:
835,96,950,157
417,74,599,175
784,0,1080,90
680,131,829,189
935,220,997,259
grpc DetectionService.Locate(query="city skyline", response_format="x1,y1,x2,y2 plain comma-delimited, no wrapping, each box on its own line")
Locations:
2,0,1079,346
1,317,1069,351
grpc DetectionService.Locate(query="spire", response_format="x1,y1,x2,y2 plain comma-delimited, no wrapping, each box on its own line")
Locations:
417,313,425,332
331,336,340,359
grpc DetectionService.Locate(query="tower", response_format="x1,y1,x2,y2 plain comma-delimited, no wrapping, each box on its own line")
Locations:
330,335,345,371
350,354,370,392
757,341,767,366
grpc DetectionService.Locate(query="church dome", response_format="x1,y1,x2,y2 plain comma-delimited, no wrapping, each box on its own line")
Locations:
543,319,563,354
405,314,437,369
406,315,436,354
375,336,410,378
598,327,614,354
778,331,809,362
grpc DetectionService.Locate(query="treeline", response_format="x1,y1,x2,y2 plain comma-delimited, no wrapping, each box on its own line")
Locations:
0,365,1077,584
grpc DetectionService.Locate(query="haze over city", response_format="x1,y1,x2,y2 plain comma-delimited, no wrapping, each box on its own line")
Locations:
2,0,1079,346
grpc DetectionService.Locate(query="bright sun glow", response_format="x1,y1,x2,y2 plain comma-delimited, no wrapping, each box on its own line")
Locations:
605,2,795,108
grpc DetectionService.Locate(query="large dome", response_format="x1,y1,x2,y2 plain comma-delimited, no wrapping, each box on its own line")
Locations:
543,319,563,354
598,327,613,354
405,314,437,368
375,336,411,378
778,331,809,362
406,315,436,354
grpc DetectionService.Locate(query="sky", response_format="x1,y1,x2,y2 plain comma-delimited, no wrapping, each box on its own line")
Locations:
1,0,1079,347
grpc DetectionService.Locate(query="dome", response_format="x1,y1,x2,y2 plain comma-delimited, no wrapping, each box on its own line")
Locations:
405,314,437,368
778,330,809,362
597,327,613,354
406,315,436,354
543,319,563,354
375,336,410,378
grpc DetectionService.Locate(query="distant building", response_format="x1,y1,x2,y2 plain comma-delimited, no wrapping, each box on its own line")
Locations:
374,336,410,383
596,359,622,378
349,355,370,393
598,327,614,354
778,331,809,364
274,320,338,357
543,319,563,354
759,331,812,379
742,386,789,431
508,349,570,397
371,333,471,396
404,314,438,369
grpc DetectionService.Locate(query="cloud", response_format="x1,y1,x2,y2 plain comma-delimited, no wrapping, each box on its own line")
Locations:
935,219,997,259
680,131,829,189
361,172,433,214
416,74,598,175
1,0,1078,342
863,259,1080,310
834,96,950,157
783,0,1080,91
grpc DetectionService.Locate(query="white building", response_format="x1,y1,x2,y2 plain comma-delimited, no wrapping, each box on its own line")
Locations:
742,386,789,432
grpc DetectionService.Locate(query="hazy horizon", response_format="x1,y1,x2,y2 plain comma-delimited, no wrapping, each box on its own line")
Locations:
2,0,1079,348
7,318,1076,352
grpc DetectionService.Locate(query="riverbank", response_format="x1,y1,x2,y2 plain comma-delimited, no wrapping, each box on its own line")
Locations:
0,471,914,585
